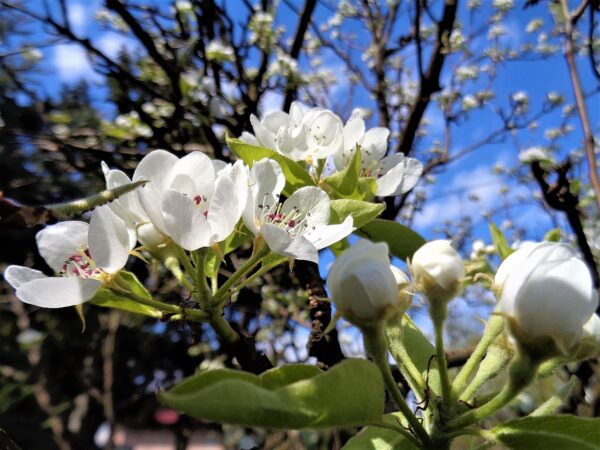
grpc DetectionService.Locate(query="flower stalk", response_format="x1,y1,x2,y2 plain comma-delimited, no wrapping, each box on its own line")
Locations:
363,324,433,447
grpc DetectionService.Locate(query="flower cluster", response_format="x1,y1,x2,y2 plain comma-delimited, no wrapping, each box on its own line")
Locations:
242,103,423,196
4,146,363,308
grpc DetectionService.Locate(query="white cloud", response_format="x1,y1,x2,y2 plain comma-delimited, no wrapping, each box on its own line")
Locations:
96,32,135,59
53,44,101,83
260,91,284,114
413,164,501,229
68,3,89,35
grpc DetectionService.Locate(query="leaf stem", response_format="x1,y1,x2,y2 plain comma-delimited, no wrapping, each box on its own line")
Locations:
109,285,208,322
446,352,537,432
213,238,269,305
452,315,504,399
429,301,453,414
191,248,212,305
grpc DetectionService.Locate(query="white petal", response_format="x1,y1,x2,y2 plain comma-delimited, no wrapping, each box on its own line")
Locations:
208,160,248,242
102,165,147,220
162,190,212,250
4,266,47,289
261,223,319,263
212,159,229,175
276,124,309,161
250,114,276,149
306,110,344,159
343,112,366,152
36,221,89,273
361,127,389,163
329,240,390,293
133,150,178,189
243,159,285,234
282,186,330,228
89,206,131,273
240,131,259,146
16,277,101,308
303,215,354,250
137,184,169,233
167,151,215,199
376,154,423,196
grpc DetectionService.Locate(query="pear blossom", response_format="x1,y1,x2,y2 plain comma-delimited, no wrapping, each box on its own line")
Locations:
411,240,465,302
243,159,353,263
495,242,598,353
328,240,409,324
132,150,247,251
334,110,423,196
4,206,132,308
242,101,344,164
101,161,164,249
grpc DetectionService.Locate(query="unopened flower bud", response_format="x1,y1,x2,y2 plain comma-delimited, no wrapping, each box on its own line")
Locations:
411,240,464,303
328,240,408,326
496,242,598,355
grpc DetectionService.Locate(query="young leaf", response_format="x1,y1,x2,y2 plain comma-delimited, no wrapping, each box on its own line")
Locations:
89,271,162,318
489,223,513,261
226,137,314,195
158,359,385,429
329,199,385,228
492,416,600,449
342,413,418,450
357,219,425,261
324,148,361,197
387,315,441,398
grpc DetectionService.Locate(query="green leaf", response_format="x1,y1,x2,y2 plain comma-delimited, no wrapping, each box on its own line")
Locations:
222,224,253,255
342,414,418,450
489,223,513,261
357,219,425,261
492,416,600,450
330,199,385,228
324,148,361,197
227,137,314,195
89,271,161,318
544,228,563,243
387,315,441,397
159,359,385,429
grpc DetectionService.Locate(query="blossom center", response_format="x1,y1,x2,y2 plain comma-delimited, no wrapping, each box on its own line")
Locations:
61,247,102,278
257,192,313,237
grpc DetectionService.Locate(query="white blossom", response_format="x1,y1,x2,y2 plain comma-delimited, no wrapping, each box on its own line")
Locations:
496,242,598,353
411,240,465,302
334,110,423,196
5,207,132,308
132,150,247,251
243,159,353,263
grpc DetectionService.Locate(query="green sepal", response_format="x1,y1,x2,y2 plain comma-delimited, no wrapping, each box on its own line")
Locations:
89,271,161,318
489,223,513,261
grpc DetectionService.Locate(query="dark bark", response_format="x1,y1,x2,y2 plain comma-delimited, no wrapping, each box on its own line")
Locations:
294,260,345,369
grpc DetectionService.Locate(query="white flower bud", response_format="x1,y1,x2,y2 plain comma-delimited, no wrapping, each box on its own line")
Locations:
496,242,598,354
411,240,464,302
328,240,408,325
